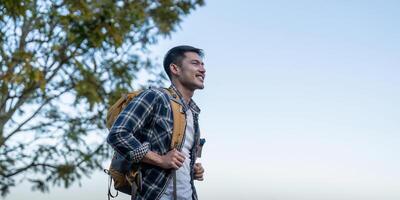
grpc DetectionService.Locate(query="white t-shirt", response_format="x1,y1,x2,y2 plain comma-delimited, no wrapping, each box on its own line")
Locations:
160,109,195,200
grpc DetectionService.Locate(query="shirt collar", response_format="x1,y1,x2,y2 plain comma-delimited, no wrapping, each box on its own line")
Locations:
169,84,201,115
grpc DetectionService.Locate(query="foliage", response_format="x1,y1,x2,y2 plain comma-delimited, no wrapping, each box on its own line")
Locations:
0,0,204,196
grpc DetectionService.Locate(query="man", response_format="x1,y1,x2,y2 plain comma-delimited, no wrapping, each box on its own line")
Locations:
107,45,206,200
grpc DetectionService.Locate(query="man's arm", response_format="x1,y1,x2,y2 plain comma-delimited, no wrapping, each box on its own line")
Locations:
141,149,186,170
107,89,161,163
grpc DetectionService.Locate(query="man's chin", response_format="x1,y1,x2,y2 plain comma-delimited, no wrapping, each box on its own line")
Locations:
197,84,205,90
185,82,204,91
192,85,204,91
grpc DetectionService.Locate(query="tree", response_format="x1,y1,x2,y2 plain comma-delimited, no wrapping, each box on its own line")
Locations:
0,0,204,196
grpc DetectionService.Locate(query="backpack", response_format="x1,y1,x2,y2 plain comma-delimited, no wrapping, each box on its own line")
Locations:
104,88,186,200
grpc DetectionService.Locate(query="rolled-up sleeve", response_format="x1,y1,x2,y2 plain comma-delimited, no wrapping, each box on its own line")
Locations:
107,89,160,163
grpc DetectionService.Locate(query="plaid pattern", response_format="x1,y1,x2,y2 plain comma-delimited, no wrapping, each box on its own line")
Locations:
107,85,201,200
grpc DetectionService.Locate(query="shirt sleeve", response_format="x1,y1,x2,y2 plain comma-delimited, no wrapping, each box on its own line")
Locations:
107,89,161,163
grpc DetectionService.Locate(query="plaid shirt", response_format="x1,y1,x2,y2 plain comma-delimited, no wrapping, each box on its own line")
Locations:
107,85,201,200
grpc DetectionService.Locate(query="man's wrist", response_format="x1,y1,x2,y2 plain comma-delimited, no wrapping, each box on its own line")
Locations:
129,142,150,163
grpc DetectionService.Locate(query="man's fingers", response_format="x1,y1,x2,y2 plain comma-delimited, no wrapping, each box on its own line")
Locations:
194,163,204,173
195,168,204,174
194,174,204,181
194,164,202,170
173,158,184,167
171,163,179,170
175,154,185,163
194,163,202,168
171,149,186,162
175,151,186,161
194,166,204,173
193,163,204,181
194,173,203,178
162,149,185,169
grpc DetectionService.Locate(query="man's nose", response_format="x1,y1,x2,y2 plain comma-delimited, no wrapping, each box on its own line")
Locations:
199,64,206,73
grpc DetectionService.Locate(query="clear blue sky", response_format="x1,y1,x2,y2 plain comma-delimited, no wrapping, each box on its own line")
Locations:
8,1,400,200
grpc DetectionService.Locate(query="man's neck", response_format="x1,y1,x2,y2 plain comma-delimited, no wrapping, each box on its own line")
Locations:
172,81,193,105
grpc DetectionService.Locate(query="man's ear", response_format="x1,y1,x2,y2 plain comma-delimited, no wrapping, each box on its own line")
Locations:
169,63,180,77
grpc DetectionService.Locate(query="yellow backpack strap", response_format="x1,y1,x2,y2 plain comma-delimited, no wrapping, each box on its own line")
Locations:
163,88,185,200
170,100,186,149
163,88,186,150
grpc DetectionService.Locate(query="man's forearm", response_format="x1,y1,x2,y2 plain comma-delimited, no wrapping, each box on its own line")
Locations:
141,149,185,170
141,151,164,168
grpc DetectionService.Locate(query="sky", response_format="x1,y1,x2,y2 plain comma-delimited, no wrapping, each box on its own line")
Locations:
6,0,400,200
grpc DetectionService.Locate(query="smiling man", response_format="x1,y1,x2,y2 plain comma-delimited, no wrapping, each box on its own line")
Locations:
107,45,206,200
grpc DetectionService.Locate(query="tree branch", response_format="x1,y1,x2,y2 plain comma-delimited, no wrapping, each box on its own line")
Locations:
0,12,36,132
45,43,81,84
2,87,73,146
3,163,57,178
18,121,59,132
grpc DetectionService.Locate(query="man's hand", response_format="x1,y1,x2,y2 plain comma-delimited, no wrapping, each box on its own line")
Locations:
194,163,204,181
160,149,186,170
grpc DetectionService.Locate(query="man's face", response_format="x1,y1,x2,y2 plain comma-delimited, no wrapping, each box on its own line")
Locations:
175,52,206,91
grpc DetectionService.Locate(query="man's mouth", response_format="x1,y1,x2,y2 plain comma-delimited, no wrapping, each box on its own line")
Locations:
196,75,204,82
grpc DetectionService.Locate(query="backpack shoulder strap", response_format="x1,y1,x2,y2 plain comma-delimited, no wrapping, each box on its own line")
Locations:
170,99,186,149
162,88,185,200
163,88,186,150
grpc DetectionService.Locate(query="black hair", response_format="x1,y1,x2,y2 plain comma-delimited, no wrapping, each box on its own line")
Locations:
163,45,204,79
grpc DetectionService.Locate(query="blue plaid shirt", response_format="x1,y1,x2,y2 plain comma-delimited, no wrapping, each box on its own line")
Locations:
107,85,201,200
